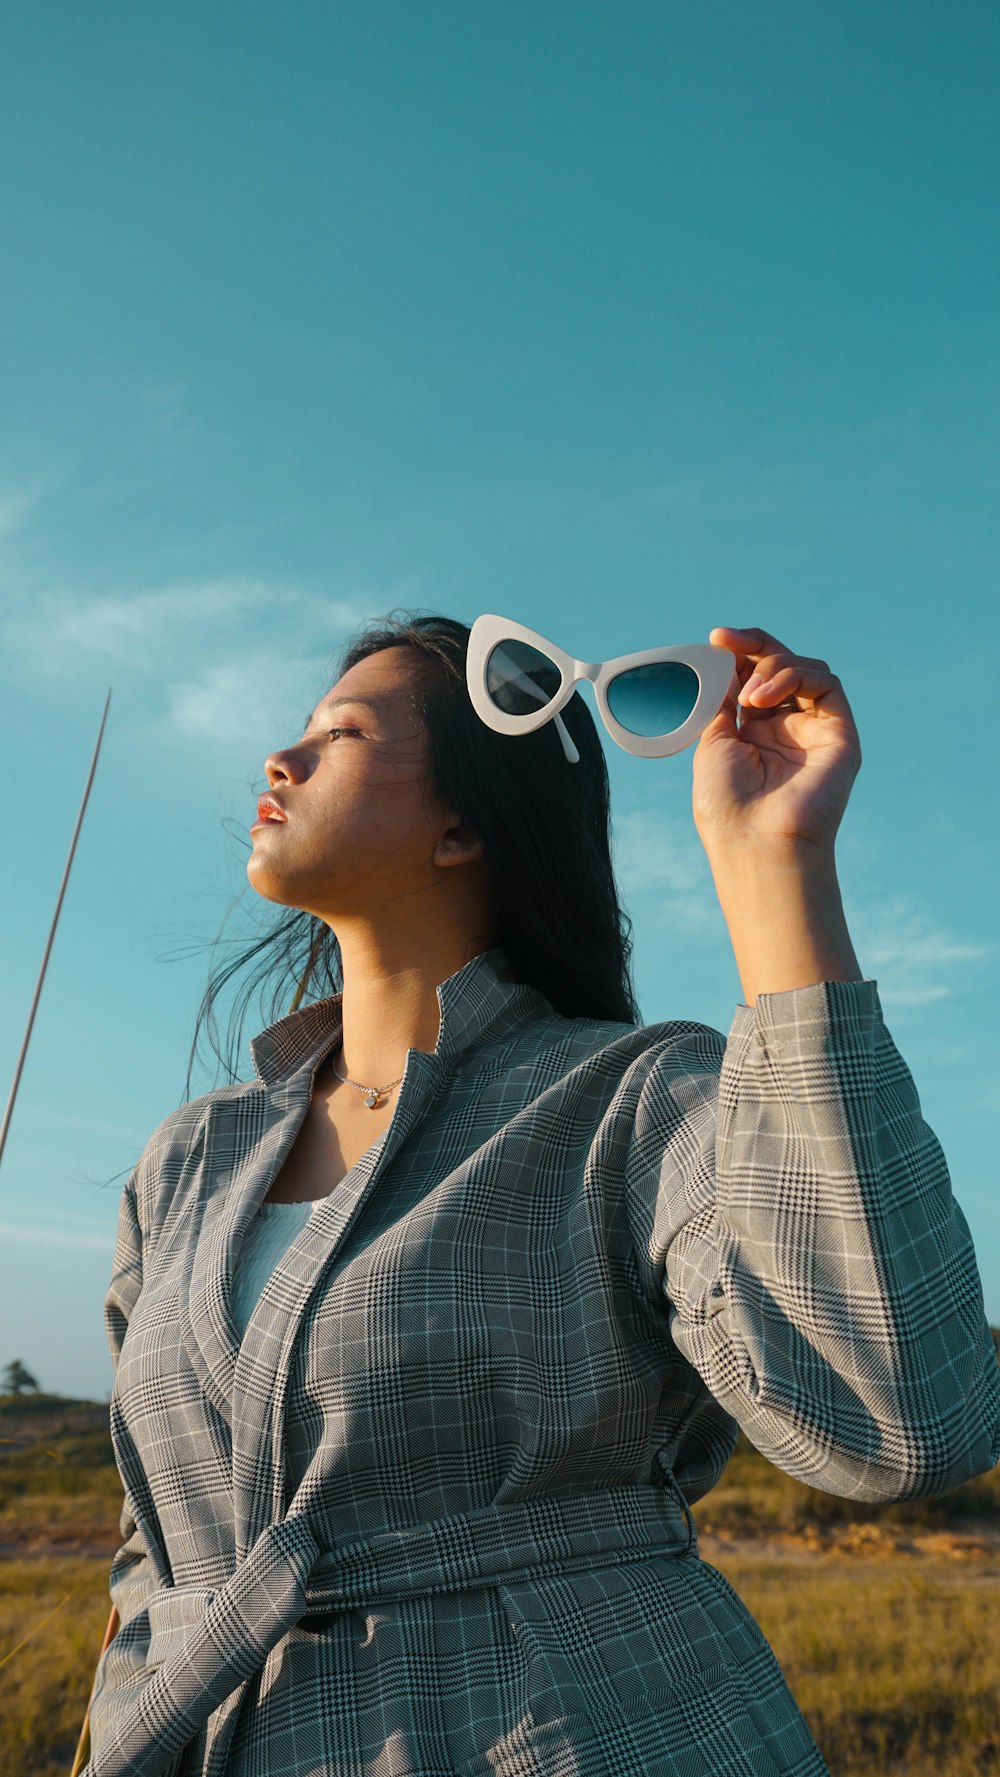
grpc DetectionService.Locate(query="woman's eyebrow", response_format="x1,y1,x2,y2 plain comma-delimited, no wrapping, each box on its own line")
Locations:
301,695,384,728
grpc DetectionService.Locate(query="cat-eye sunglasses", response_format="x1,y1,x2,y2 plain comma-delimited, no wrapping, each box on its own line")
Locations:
466,614,740,762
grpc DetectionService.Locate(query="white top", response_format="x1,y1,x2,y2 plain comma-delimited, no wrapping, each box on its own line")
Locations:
230,1199,316,1340
229,1130,389,1341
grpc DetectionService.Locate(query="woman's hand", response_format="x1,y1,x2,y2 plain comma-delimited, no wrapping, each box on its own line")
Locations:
691,626,863,858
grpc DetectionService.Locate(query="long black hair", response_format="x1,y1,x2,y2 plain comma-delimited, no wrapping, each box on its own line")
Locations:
183,609,640,1097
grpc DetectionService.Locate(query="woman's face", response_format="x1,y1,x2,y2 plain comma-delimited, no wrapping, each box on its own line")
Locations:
248,645,474,924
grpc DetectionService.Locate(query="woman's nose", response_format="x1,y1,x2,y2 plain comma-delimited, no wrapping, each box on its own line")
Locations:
263,746,306,786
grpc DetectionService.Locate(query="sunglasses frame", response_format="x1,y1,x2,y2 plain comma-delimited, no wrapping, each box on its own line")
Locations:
466,614,740,761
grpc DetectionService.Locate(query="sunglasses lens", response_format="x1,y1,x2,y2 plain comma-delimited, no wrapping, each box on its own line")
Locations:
606,662,700,736
485,640,562,716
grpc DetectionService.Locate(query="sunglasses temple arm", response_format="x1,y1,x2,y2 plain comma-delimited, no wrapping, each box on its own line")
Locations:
554,710,580,764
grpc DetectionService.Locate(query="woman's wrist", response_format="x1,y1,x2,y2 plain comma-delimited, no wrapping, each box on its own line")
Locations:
704,839,863,1007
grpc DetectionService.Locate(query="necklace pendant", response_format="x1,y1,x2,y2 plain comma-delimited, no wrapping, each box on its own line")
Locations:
365,1089,379,1109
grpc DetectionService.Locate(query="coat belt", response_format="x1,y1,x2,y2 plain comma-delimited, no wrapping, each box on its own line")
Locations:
87,1478,696,1777
301,1472,696,1618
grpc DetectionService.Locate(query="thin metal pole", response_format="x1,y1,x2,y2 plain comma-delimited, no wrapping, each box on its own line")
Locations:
0,687,113,1173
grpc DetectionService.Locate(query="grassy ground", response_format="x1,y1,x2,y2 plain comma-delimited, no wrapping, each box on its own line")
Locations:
0,1555,113,1777
2,1390,998,1775
703,1545,1000,1775
691,1418,1000,1773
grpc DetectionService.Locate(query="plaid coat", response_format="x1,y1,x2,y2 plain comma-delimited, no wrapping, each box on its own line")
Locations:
85,946,1000,1777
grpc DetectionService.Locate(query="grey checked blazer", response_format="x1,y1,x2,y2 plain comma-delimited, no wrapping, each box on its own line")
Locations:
85,946,1000,1777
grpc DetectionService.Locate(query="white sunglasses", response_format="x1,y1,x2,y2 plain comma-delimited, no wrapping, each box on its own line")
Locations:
466,614,740,762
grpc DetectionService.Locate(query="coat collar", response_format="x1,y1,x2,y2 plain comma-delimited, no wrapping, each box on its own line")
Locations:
247,943,549,1087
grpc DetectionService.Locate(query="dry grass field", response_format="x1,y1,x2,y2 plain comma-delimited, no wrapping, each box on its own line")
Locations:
1,1387,998,1777
693,1461,1000,1774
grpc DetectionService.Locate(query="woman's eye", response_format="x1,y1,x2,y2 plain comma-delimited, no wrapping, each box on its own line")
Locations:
328,726,359,739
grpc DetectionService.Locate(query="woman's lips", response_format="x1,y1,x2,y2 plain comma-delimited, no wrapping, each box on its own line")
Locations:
251,796,288,831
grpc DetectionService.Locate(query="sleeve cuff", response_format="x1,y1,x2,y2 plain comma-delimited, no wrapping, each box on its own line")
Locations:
728,977,884,1051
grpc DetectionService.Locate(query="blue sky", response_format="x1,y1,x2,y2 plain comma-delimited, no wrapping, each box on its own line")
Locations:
1,1,997,1399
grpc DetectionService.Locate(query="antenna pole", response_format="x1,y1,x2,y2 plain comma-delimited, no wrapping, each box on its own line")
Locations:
0,687,113,1173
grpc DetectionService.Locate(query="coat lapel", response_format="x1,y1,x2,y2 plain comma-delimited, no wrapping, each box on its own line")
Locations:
231,1046,445,1554
182,1073,314,1427
181,945,550,1550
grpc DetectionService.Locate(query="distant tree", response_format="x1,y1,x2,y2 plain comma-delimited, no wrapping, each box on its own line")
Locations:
2,1359,40,1395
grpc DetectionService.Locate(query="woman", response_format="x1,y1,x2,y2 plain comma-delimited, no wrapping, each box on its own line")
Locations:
86,611,999,1777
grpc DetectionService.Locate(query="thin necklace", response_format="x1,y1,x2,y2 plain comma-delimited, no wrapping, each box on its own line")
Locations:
329,1048,403,1110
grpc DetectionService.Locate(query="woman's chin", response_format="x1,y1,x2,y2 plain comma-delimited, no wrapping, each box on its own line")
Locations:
246,853,297,905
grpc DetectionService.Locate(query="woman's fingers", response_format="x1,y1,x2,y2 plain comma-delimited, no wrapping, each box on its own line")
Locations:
709,628,845,714
739,658,839,708
710,625,801,660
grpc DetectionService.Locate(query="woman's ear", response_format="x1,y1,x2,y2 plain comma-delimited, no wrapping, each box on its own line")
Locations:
433,819,486,868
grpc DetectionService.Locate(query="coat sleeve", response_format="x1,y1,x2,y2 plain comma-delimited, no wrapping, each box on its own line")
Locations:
86,1122,188,1771
626,977,1000,1504
86,1174,159,1755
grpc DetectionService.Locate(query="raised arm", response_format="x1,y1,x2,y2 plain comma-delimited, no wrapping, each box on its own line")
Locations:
647,622,1000,1499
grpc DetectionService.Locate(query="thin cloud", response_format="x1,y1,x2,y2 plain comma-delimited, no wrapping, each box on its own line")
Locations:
876,984,952,1006
4,579,368,675
844,890,994,1008
1,579,390,760
0,1220,114,1253
612,808,718,930
47,581,274,668
614,809,993,1006
162,647,341,746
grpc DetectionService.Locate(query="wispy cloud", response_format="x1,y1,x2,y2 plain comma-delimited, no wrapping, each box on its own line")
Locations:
164,645,345,744
842,890,994,1007
612,808,718,930
614,808,994,1007
0,577,407,752
0,1220,114,1253
3,579,369,675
